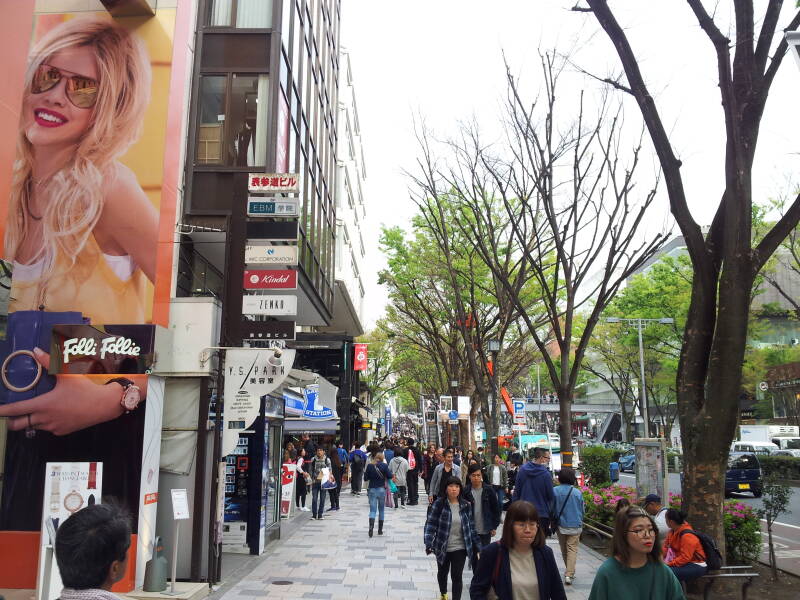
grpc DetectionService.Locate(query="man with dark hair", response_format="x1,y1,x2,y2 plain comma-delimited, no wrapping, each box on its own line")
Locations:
512,446,554,534
462,463,500,548
428,447,461,505
55,503,131,600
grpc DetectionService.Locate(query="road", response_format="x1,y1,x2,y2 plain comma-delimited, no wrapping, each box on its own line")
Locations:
620,471,800,575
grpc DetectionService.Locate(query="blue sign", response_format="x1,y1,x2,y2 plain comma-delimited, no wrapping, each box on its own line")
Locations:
302,385,334,420
248,201,278,214
283,392,304,415
448,410,458,421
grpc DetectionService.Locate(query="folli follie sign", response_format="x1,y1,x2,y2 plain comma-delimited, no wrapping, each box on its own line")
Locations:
243,269,297,290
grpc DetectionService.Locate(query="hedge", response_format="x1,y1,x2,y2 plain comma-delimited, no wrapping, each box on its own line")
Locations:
758,455,800,480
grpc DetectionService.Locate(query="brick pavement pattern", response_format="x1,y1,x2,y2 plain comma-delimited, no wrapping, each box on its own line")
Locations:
212,486,604,599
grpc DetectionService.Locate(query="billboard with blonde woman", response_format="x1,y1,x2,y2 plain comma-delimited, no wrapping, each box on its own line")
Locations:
0,2,191,591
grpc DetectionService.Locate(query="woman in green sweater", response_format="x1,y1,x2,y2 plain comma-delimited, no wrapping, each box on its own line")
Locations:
588,506,684,600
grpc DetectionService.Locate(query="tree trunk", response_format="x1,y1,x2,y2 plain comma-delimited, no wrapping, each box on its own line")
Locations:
559,388,574,467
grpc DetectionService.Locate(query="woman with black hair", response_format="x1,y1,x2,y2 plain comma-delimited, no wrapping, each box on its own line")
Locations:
662,508,708,583
470,500,566,600
424,476,481,600
587,506,683,600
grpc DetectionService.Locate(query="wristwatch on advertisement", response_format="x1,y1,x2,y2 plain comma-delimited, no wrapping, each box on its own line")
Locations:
105,377,142,413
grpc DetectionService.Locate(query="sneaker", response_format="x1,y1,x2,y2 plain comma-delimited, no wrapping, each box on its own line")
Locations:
400,504,406,509
565,576,573,585
439,594,448,600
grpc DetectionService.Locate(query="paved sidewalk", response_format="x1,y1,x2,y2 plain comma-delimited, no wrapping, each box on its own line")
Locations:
212,488,605,599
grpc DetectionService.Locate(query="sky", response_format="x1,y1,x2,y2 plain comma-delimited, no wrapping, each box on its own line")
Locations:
339,1,800,330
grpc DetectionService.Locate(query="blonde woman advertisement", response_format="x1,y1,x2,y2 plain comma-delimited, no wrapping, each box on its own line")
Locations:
0,8,187,589
6,15,156,324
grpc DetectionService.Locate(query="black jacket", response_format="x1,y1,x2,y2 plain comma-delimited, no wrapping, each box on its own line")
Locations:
462,483,501,533
469,542,567,600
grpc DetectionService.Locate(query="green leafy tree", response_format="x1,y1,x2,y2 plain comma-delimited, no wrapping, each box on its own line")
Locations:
584,0,800,558
757,476,792,578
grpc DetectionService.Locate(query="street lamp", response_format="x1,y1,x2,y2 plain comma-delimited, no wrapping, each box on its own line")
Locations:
785,31,800,71
605,317,674,437
488,339,501,455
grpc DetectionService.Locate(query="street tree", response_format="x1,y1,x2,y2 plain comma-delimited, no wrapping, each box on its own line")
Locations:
411,53,665,466
583,0,800,553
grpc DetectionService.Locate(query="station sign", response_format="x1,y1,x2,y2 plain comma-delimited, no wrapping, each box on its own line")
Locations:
248,173,300,193
244,243,298,265
242,295,297,316
247,198,299,217
243,269,297,290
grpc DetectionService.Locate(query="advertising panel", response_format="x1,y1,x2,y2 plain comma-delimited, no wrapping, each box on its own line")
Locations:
280,462,296,518
244,269,298,290
37,462,103,600
244,243,298,265
222,348,295,457
242,294,297,316
0,3,188,590
353,343,368,371
247,199,299,217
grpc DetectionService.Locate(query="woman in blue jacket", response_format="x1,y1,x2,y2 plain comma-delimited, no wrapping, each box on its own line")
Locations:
470,501,567,600
363,451,394,537
551,468,585,585
424,476,481,600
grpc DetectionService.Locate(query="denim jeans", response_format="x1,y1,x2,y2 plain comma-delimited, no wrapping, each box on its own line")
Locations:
670,562,707,582
367,486,385,520
311,482,325,517
493,485,505,509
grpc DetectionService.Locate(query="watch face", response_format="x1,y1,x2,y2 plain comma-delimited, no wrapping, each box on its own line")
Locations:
122,385,141,411
64,489,84,514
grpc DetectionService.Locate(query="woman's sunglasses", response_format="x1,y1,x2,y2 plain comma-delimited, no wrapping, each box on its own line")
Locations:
31,64,99,109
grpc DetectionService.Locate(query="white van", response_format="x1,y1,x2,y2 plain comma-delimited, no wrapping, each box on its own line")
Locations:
731,441,778,455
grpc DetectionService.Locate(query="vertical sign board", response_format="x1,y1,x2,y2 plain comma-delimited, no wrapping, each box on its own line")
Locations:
513,400,526,430
280,463,296,518
38,462,103,600
633,438,668,503
385,405,393,436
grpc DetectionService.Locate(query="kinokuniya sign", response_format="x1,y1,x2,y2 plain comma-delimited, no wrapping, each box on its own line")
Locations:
242,294,297,316
49,324,155,375
243,269,297,290
244,243,298,265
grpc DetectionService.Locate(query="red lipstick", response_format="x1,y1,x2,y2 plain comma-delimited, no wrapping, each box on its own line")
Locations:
34,108,68,128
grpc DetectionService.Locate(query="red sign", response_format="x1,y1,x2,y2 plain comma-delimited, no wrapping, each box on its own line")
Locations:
144,492,159,505
354,343,368,371
243,269,297,289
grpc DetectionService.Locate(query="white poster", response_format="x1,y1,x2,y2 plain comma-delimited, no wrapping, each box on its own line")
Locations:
242,294,297,316
38,462,104,600
222,348,295,456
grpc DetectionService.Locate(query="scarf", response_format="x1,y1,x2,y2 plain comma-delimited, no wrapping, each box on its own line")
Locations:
61,589,122,600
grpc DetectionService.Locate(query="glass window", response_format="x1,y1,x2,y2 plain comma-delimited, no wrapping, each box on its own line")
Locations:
208,0,272,28
195,74,269,167
196,76,226,164
728,454,759,470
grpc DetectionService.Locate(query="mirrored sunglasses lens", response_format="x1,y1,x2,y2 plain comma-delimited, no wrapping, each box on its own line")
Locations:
31,66,60,94
67,77,98,108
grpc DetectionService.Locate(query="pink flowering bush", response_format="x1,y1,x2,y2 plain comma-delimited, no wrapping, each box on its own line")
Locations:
581,485,761,564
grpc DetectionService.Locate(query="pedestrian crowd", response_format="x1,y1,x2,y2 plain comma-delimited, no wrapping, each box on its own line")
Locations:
282,434,710,600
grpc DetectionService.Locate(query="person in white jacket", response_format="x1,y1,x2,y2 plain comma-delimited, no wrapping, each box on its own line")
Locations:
389,448,410,509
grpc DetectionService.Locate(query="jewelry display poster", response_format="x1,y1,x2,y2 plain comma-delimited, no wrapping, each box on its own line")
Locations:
37,461,103,600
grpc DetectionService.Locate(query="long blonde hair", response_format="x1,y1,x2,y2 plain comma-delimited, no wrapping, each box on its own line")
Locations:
5,16,151,294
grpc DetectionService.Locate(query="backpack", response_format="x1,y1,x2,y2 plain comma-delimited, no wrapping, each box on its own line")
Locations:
679,529,722,571
408,450,416,470
352,452,363,465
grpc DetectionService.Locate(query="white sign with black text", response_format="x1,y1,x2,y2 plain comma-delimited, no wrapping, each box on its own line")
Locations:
242,294,297,316
244,243,298,265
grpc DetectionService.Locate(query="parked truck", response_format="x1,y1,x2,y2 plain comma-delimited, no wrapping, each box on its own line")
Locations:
739,424,800,454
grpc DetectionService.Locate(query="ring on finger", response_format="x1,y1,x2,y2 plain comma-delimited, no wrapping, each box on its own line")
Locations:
25,414,36,439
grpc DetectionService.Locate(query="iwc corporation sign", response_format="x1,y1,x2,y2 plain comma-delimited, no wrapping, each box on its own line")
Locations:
244,244,298,265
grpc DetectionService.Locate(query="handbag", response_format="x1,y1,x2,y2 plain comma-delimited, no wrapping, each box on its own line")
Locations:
550,488,574,536
321,475,337,490
389,479,398,493
0,310,89,404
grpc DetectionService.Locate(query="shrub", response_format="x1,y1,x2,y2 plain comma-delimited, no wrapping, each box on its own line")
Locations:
579,445,617,487
758,455,800,480
723,500,762,564
581,483,640,526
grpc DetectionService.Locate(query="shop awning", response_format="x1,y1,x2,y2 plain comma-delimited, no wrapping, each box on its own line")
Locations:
283,418,339,434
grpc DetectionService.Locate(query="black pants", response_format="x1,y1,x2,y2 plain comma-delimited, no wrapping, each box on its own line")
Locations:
295,475,307,507
477,532,492,548
540,516,551,537
392,485,406,507
350,462,363,493
329,467,343,508
407,470,419,504
437,549,467,600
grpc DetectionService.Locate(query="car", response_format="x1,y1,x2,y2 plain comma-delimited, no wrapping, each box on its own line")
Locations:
725,452,762,498
618,453,636,473
772,449,800,458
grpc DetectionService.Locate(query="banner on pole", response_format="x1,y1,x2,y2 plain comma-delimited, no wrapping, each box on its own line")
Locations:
353,343,368,371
